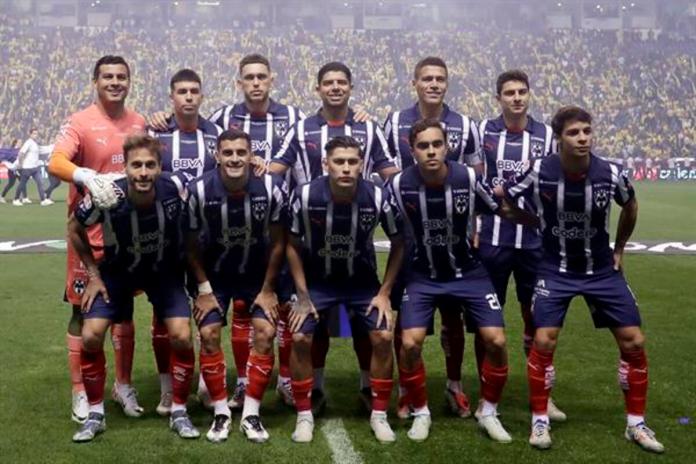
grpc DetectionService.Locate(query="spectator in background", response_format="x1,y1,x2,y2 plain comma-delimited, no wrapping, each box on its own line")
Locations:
13,128,52,206
0,138,22,203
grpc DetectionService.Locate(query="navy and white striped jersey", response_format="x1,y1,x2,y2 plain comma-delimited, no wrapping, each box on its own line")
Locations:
148,116,222,183
186,170,287,281
209,99,305,161
383,103,481,170
479,115,555,249
289,176,401,286
273,109,396,186
504,154,635,276
75,173,187,274
389,162,499,281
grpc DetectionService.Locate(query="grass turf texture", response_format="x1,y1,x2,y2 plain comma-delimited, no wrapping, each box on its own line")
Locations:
0,181,694,462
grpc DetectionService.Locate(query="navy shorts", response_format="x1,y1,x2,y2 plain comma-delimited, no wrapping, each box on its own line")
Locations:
86,272,190,322
400,266,505,332
531,269,641,329
478,244,541,307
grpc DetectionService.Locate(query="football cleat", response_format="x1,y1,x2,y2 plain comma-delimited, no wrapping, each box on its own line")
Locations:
407,413,431,442
206,414,231,443
529,420,552,449
22,198,31,204
12,199,22,206
111,382,144,417
291,415,314,443
625,422,664,454
71,391,89,424
227,382,246,411
477,413,512,443
240,415,270,443
276,379,295,407
170,410,200,439
156,391,173,416
370,413,396,443
547,397,567,422
359,387,372,411
72,412,106,442
396,393,412,419
445,389,471,418
311,388,327,416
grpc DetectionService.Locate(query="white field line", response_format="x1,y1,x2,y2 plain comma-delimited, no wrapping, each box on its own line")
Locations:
321,418,363,464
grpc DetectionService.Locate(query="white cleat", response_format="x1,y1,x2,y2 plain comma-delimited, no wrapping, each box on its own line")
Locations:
276,379,295,407
72,412,106,442
71,391,89,424
477,413,512,443
529,420,552,449
625,422,665,454
407,413,431,442
170,410,200,439
240,415,270,443
547,397,567,422
22,198,31,204
370,413,396,443
291,415,314,443
206,414,231,443
40,198,54,206
156,391,173,416
111,382,144,417
0,197,6,203
12,199,22,206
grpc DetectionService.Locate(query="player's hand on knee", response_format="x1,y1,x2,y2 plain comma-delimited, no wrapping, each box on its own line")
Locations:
250,156,268,176
85,173,126,209
367,294,393,331
254,290,279,326
289,294,317,333
193,293,220,325
146,111,171,131
81,276,109,313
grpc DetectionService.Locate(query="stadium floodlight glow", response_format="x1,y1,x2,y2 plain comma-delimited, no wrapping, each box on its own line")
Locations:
557,2,562,6
196,1,221,6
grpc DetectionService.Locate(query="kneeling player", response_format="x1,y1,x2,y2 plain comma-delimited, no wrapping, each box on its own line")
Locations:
185,129,288,442
389,119,537,443
503,106,663,453
286,136,405,443
68,135,198,442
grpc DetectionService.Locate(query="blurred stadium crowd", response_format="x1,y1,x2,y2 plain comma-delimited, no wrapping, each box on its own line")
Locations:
0,13,694,161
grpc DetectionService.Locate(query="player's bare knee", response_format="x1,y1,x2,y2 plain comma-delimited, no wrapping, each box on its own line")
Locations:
199,325,221,353
482,331,507,355
534,328,559,351
292,333,312,351
616,329,645,352
82,331,104,352
169,328,192,352
371,330,393,356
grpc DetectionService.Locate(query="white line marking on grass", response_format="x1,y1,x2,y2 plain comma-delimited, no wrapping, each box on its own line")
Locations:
321,418,363,464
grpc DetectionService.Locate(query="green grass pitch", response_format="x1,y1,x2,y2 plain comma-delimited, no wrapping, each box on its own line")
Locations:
0,181,694,463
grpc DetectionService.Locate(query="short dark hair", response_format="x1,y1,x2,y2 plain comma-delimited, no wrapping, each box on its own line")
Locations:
123,134,161,163
496,69,530,95
325,135,363,159
409,118,446,147
170,68,202,91
414,56,448,80
551,106,593,137
239,54,271,75
93,55,130,81
216,128,251,150
317,62,352,85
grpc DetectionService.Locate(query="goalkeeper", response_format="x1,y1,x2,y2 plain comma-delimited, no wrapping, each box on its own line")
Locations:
48,55,147,425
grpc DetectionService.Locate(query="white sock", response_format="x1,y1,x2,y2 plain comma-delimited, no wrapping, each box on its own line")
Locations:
532,413,549,425
480,400,497,417
413,405,430,417
360,370,371,390
313,368,325,392
160,373,172,394
627,414,645,427
171,402,186,413
242,396,261,419
214,399,231,417
298,410,314,422
371,409,387,419
237,376,248,386
115,381,132,397
446,379,462,393
278,375,290,385
89,402,105,415
197,373,207,393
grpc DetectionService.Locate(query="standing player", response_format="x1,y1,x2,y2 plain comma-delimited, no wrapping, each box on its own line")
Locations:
285,136,405,443
69,135,197,442
390,119,536,443
478,70,565,421
383,56,482,419
186,128,289,443
502,106,664,453
147,68,222,415
14,128,52,206
48,56,146,423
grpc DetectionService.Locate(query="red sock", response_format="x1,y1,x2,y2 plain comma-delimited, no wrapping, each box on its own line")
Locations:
399,362,427,409
151,315,170,374
292,377,313,413
171,347,195,405
619,349,648,416
81,348,106,405
231,300,252,379
277,304,292,378
247,352,275,401
311,329,330,370
67,334,85,392
527,346,555,414
480,359,508,404
200,350,227,402
371,378,393,412
440,312,464,382
111,321,135,385
353,335,372,372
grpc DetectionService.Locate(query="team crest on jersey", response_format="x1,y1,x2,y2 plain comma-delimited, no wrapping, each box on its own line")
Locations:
274,120,289,139
353,134,367,150
73,279,86,295
163,198,180,220
454,194,469,214
359,212,376,232
530,141,545,158
593,188,610,209
206,139,217,157
447,130,461,152
252,200,268,221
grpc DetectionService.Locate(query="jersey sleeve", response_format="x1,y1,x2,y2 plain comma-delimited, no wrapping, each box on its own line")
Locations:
74,195,103,226
611,163,635,206
208,105,227,129
185,183,203,232
368,125,396,173
272,124,300,167
53,117,83,162
462,119,482,167
474,175,500,215
383,113,398,159
269,176,289,225
503,159,540,202
378,186,402,238
289,185,304,236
